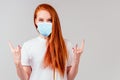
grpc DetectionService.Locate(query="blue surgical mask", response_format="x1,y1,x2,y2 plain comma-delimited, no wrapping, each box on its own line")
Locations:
37,22,52,37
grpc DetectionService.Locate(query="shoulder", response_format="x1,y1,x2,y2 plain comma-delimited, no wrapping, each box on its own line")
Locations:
64,39,74,66
22,37,39,47
64,38,73,48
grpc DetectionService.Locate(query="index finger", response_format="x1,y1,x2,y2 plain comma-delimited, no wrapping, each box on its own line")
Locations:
80,39,85,50
8,41,15,51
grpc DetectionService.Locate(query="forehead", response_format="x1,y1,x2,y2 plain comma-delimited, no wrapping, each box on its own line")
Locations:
37,10,51,19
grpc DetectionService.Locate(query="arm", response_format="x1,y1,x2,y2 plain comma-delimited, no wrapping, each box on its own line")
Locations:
67,40,85,80
8,41,32,80
67,59,80,80
15,63,32,80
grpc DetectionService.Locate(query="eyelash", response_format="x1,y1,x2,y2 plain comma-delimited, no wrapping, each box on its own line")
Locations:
39,19,43,21
38,19,52,22
48,19,52,22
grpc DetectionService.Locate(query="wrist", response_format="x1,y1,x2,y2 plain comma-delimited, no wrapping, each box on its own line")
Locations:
73,57,80,64
72,60,80,66
15,61,21,67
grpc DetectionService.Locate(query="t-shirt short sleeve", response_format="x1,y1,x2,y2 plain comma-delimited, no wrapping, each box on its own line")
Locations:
21,42,31,66
66,40,74,67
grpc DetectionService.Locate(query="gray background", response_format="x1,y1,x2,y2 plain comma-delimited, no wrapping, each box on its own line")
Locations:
0,0,120,80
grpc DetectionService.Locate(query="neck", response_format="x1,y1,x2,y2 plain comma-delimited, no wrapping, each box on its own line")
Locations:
39,34,48,40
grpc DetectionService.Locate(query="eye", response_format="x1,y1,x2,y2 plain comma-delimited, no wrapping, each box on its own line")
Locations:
47,19,52,23
38,18,44,22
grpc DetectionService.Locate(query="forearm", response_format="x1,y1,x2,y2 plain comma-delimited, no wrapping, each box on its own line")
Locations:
67,63,79,80
15,63,28,80
67,57,80,80
67,39,84,80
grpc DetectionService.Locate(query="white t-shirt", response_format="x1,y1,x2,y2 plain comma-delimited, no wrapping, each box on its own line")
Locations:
21,36,73,80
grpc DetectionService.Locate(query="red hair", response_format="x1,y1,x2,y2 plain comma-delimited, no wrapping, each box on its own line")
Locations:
34,4,68,77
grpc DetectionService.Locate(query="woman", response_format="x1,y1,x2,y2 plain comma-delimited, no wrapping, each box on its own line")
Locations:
9,3,85,80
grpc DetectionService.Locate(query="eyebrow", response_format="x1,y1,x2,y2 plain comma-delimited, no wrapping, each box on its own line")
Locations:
38,17,52,22
38,17,51,20
47,18,52,21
